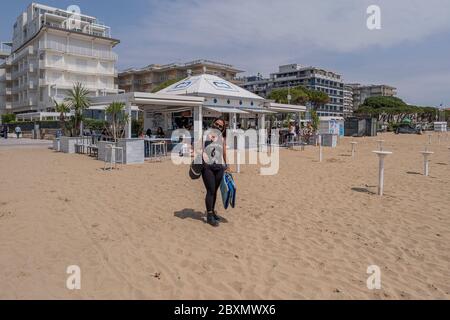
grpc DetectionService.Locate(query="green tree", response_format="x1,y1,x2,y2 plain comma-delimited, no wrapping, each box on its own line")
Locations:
54,100,70,136
1,113,16,124
310,109,320,132
267,86,310,105
306,90,330,110
151,78,186,93
64,82,91,136
105,102,130,142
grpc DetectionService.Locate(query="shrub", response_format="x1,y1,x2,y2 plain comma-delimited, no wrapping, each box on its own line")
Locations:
1,114,16,124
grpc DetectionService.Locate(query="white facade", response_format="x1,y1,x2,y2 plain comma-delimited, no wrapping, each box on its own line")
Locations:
0,3,119,116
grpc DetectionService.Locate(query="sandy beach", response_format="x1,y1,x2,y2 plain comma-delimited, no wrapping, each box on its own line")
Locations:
0,133,449,300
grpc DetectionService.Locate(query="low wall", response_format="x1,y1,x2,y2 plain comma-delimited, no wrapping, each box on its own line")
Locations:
98,141,116,162
60,137,78,154
117,139,145,164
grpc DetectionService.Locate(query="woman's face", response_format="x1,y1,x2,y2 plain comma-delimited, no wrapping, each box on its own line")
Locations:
212,120,225,132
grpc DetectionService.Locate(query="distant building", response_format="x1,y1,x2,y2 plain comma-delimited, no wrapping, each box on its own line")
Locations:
0,3,120,116
349,84,397,110
343,84,354,117
241,64,345,117
118,60,244,93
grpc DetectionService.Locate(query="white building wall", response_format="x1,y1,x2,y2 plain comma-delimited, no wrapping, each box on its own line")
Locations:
1,3,119,115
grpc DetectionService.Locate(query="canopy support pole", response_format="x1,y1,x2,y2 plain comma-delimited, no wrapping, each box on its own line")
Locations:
126,101,132,139
193,105,203,159
232,113,240,173
258,113,266,152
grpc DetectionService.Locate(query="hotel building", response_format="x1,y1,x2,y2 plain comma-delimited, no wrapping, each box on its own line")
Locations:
241,64,345,117
343,84,354,117
0,3,120,117
118,60,244,93
349,84,397,110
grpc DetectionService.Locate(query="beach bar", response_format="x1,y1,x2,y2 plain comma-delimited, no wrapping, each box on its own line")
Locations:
82,74,306,164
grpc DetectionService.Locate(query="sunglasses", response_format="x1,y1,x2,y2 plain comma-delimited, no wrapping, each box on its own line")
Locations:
212,122,224,131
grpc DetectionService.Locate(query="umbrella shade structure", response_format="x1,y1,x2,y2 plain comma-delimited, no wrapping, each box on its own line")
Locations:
401,118,412,124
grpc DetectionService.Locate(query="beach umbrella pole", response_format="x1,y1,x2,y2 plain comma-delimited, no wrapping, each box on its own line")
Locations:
373,151,392,196
420,151,434,176
350,142,357,158
319,135,323,162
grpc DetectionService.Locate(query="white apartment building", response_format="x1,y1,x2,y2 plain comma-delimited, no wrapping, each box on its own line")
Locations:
241,64,345,117
349,83,397,110
0,3,120,116
343,84,354,117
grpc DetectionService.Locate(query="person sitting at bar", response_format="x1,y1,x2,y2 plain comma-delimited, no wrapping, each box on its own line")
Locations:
146,128,152,137
156,127,165,138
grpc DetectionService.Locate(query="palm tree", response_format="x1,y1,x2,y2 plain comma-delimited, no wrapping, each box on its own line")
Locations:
64,82,91,136
54,100,70,136
105,102,130,142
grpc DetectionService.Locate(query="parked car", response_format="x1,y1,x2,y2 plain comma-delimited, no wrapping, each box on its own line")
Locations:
395,123,422,134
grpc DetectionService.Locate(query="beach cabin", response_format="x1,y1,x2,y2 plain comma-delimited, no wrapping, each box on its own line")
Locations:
319,116,344,137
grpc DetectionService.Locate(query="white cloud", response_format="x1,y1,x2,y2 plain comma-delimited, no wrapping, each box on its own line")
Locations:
118,0,450,54
114,0,450,105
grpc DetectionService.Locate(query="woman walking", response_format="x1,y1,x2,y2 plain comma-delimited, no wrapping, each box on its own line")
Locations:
202,118,229,227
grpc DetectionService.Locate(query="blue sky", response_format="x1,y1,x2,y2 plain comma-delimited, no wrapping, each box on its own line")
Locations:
1,0,449,107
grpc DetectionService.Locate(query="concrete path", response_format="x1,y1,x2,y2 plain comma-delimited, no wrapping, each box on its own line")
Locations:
0,137,53,149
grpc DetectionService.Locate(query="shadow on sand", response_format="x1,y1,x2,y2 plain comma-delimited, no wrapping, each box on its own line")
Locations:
406,171,421,175
174,209,229,223
351,187,377,195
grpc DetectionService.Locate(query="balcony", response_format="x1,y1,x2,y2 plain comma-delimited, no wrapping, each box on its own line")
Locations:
42,13,112,39
40,60,117,76
41,42,118,61
8,46,34,64
12,98,36,109
119,79,133,86
39,78,114,90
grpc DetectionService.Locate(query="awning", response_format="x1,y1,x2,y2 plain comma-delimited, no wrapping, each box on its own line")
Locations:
267,102,307,113
88,105,140,111
204,106,249,114
242,108,277,114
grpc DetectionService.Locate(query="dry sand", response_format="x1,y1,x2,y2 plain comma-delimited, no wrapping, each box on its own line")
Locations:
0,133,449,299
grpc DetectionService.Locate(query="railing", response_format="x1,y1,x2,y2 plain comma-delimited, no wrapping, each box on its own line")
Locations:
40,78,115,90
41,42,118,61
41,60,116,75
43,16,111,39
7,46,34,64
0,42,11,55
119,79,133,86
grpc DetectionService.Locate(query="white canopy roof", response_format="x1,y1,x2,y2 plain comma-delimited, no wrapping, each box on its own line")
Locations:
156,74,265,101
266,102,307,113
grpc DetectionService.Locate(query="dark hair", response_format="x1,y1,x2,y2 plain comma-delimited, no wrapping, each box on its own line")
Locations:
212,117,227,138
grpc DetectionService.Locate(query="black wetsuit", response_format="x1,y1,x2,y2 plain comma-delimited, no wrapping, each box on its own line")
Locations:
202,140,225,213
